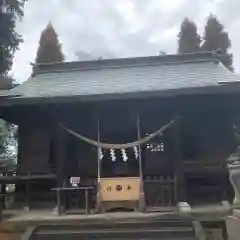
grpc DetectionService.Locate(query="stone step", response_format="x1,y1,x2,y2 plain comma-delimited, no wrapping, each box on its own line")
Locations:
30,221,197,239
33,219,194,230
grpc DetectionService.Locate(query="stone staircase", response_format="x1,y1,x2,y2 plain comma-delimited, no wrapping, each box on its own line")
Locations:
28,218,197,239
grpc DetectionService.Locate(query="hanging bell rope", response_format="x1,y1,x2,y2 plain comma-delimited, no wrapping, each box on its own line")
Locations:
60,118,176,150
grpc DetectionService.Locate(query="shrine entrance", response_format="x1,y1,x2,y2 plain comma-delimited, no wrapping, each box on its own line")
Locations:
61,102,177,212
97,108,142,212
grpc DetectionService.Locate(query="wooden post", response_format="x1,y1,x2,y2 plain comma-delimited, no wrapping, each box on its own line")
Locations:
137,115,143,182
0,179,5,218
56,188,62,216
85,188,89,215
25,172,31,211
96,118,101,212
136,114,146,212
97,118,100,186
0,177,5,211
56,125,66,187
174,117,186,203
55,125,66,214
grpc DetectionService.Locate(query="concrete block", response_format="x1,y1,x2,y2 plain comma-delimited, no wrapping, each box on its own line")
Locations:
192,221,207,240
177,202,192,214
221,200,230,208
226,215,240,240
23,206,30,212
221,200,231,213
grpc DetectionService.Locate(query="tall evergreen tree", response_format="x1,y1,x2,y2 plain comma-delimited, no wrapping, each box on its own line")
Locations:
0,1,26,168
35,23,64,64
202,14,233,70
178,18,201,54
0,0,26,78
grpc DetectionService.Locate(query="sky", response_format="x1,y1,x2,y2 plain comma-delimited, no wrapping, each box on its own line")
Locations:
11,0,240,83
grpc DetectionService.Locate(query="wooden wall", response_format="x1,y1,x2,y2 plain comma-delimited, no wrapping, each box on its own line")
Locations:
8,94,237,205
17,124,52,175
14,95,236,182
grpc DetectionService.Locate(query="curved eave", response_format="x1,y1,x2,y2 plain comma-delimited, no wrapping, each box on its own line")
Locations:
0,83,240,107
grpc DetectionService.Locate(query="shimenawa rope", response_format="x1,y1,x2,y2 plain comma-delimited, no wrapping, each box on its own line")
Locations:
60,119,175,150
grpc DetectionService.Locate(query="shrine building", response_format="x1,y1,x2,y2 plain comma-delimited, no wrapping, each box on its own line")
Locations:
0,51,239,238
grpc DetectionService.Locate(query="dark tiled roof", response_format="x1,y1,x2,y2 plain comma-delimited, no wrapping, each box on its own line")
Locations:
8,52,240,100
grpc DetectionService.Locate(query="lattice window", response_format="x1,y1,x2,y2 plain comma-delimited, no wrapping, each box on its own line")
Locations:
146,142,164,152
145,132,164,152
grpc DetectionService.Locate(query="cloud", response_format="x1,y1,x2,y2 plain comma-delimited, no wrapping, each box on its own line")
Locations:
12,0,240,83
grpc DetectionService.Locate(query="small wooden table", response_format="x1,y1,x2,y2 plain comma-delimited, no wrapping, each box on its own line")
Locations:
51,186,94,216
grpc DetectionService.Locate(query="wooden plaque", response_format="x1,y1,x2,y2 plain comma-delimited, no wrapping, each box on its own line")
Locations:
100,177,141,202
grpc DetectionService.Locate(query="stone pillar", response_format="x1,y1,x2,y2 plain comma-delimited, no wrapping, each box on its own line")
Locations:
226,154,240,239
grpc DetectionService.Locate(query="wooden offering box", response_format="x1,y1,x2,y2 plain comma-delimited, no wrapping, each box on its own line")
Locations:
99,177,141,211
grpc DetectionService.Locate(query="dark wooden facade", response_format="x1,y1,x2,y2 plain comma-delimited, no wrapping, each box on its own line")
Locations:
0,92,237,210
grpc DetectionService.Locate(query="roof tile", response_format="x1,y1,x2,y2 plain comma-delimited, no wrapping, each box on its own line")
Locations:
9,52,240,99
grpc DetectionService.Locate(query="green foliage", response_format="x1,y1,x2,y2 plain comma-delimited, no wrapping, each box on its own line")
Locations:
177,15,233,71
178,18,201,54
0,120,6,154
35,23,65,64
0,1,23,172
202,14,233,70
0,75,15,89
0,0,27,75
0,122,18,171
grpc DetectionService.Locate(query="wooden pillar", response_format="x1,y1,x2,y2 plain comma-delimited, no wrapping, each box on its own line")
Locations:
25,172,31,211
136,114,146,212
0,179,5,211
174,118,186,203
56,125,66,188
55,125,67,214
96,118,101,212
97,118,101,186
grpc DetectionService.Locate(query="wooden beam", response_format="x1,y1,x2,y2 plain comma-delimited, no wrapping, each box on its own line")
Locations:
136,114,146,212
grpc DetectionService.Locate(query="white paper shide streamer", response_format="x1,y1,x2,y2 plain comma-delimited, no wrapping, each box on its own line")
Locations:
110,149,116,162
121,148,128,162
99,148,103,160
133,146,138,159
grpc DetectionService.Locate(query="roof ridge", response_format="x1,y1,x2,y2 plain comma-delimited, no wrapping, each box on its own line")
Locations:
32,51,218,75
34,58,217,75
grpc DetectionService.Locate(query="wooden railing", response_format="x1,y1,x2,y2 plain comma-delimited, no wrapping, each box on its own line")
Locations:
143,174,176,207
